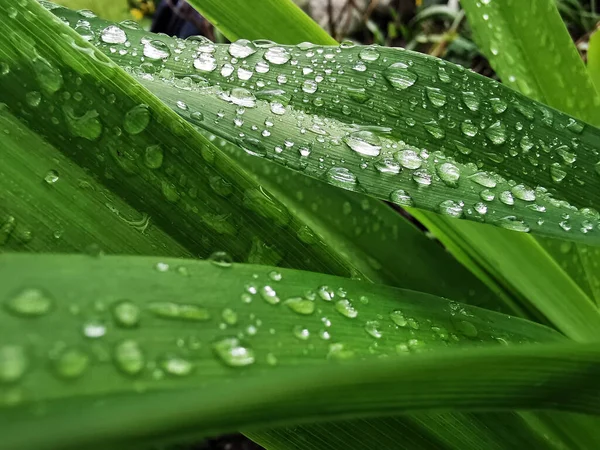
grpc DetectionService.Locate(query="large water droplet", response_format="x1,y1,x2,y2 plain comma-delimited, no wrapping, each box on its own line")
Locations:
343,130,381,157
390,310,407,327
426,87,447,107
325,167,358,189
497,216,530,233
260,285,280,305
484,121,507,145
32,57,63,94
193,53,217,72
395,148,422,169
53,347,89,379
499,191,515,206
436,163,460,187
220,88,256,108
148,302,210,321
469,172,497,188
159,353,194,376
383,62,418,90
365,320,382,339
229,39,256,59
359,47,380,61
335,299,358,318
143,40,170,60
264,47,291,65
114,339,144,376
489,97,507,114
389,189,414,207
511,184,536,202
317,285,335,301
284,297,315,315
112,300,140,328
212,337,255,367
438,200,463,217
124,104,150,135
5,288,53,317
209,251,233,268
461,91,480,111
100,25,127,44
144,145,164,169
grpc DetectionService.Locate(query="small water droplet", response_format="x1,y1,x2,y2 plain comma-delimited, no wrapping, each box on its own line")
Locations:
461,91,480,111
82,319,106,338
229,39,257,58
0,345,28,383
438,200,463,217
359,47,380,61
25,91,41,108
5,288,53,317
325,167,358,189
44,170,59,184
511,184,536,202
390,310,407,327
497,216,530,232
159,353,194,376
436,163,460,187
490,97,507,114
193,53,217,72
293,325,310,340
213,337,255,367
499,191,515,206
221,308,238,325
395,148,422,169
484,121,507,145
426,87,447,107
317,285,335,301
389,189,414,207
143,40,170,60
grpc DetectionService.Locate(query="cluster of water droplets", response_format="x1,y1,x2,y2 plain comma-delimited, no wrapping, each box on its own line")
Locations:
52,10,600,240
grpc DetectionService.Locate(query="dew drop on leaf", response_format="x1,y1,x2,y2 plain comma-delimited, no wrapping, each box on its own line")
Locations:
148,302,211,321
264,47,291,65
208,251,233,268
114,339,144,376
123,104,150,135
284,297,315,315
383,62,418,90
112,300,141,328
53,347,90,379
335,299,358,318
5,288,53,317
389,189,414,207
159,353,194,376
365,320,383,339
212,337,255,367
100,25,127,44
343,130,382,157
0,345,28,383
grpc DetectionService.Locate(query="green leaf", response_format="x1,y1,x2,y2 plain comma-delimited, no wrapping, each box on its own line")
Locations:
461,0,600,125
3,253,596,450
187,0,336,45
588,29,600,94
59,10,600,246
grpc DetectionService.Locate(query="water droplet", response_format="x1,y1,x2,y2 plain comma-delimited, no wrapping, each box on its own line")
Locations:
53,347,89,379
497,216,530,232
268,270,282,282
114,339,144,376
461,91,480,111
325,167,358,189
474,202,488,214
335,299,358,318
343,130,381,157
413,169,432,185
213,337,255,367
499,191,515,206
437,67,451,83
148,302,210,321
221,308,238,325
124,104,150,135
193,53,217,72
469,172,497,188
229,39,256,58
424,120,445,139
317,285,335,301
266,352,278,365
220,88,256,108
460,120,478,137
293,325,310,340
490,97,507,114
436,162,460,187
480,189,495,201
209,251,233,268
375,157,401,174
359,47,380,61
0,345,27,383
389,189,414,207
159,353,194,376
327,343,354,360
566,118,584,134
395,148,422,169
264,47,291,65
484,121,507,145
112,300,140,328
426,87,447,107
100,25,127,44
143,40,170,60
511,184,536,202
284,297,315,315
550,164,567,183
438,200,463,218
302,79,318,94
155,262,169,272
5,288,53,317
82,319,106,338
383,62,418,90
455,320,478,338
25,91,41,108
32,57,63,94
365,320,382,338
44,170,59,184
260,285,280,305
